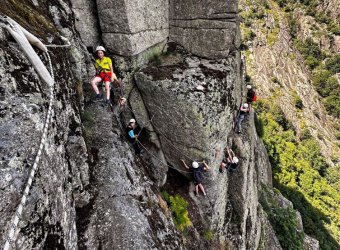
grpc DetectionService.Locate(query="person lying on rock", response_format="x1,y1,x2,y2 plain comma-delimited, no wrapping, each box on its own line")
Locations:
219,148,239,173
246,85,256,109
90,46,118,105
181,159,209,197
236,103,249,134
126,118,143,155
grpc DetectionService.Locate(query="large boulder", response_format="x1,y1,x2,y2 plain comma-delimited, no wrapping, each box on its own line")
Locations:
70,0,101,47
97,0,169,56
135,49,241,172
169,0,240,59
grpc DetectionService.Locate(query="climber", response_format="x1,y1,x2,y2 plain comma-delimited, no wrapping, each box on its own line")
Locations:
219,148,239,173
236,103,249,133
111,79,127,106
246,85,256,108
90,46,118,105
126,118,143,155
181,159,210,197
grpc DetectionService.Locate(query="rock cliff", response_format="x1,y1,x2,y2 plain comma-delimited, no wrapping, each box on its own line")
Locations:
0,0,319,249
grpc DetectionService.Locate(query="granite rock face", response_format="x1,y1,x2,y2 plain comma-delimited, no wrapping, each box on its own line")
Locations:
78,103,180,249
169,0,240,59
133,47,270,248
97,0,169,56
135,51,241,171
73,0,239,58
0,0,320,249
70,0,101,47
0,16,86,248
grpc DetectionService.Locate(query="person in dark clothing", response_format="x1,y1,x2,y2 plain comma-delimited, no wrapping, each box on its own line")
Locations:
246,85,256,108
126,118,142,155
219,148,239,173
181,159,209,196
236,103,249,133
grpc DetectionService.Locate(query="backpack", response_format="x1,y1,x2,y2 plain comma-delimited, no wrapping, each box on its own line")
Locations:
252,91,257,102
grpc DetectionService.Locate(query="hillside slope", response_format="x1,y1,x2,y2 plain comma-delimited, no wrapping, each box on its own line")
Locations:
239,0,340,248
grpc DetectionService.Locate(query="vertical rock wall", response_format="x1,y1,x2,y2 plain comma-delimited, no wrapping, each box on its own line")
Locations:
70,0,101,47
0,17,89,249
0,0,314,249
97,0,169,56
169,0,240,59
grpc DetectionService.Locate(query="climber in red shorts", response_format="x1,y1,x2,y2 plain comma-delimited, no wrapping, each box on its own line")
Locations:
90,46,118,105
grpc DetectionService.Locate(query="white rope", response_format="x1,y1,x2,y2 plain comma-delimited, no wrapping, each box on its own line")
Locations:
3,53,54,250
45,44,71,48
45,36,72,48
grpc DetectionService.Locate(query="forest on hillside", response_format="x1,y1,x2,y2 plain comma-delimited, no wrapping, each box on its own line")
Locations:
240,0,340,249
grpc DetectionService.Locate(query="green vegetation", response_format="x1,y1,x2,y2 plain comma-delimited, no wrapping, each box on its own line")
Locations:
260,188,304,249
161,191,192,231
325,54,340,75
0,0,57,39
241,24,257,43
292,91,304,110
311,69,340,118
324,95,340,118
293,38,340,118
294,38,325,70
203,230,214,241
255,99,340,249
81,110,95,136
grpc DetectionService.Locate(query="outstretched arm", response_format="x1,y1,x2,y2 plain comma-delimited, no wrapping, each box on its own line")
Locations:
202,160,210,170
110,63,118,82
228,149,235,158
226,149,233,162
181,159,190,169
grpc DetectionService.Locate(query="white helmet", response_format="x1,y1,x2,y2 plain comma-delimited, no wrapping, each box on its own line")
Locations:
192,161,199,168
96,46,106,52
129,118,136,123
247,85,252,89
232,157,239,164
243,103,249,108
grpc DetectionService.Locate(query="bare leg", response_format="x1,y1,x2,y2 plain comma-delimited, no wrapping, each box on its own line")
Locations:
219,162,226,172
104,81,110,100
195,185,199,195
91,77,102,94
198,183,206,196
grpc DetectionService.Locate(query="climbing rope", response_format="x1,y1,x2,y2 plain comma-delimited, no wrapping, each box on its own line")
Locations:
122,104,198,163
110,105,192,174
45,43,71,48
148,120,196,162
3,52,55,250
136,139,192,174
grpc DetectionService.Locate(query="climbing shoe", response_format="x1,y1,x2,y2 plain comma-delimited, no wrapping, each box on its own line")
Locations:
94,94,103,102
105,99,112,106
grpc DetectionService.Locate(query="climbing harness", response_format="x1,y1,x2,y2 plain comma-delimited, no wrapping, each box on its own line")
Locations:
1,16,71,250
